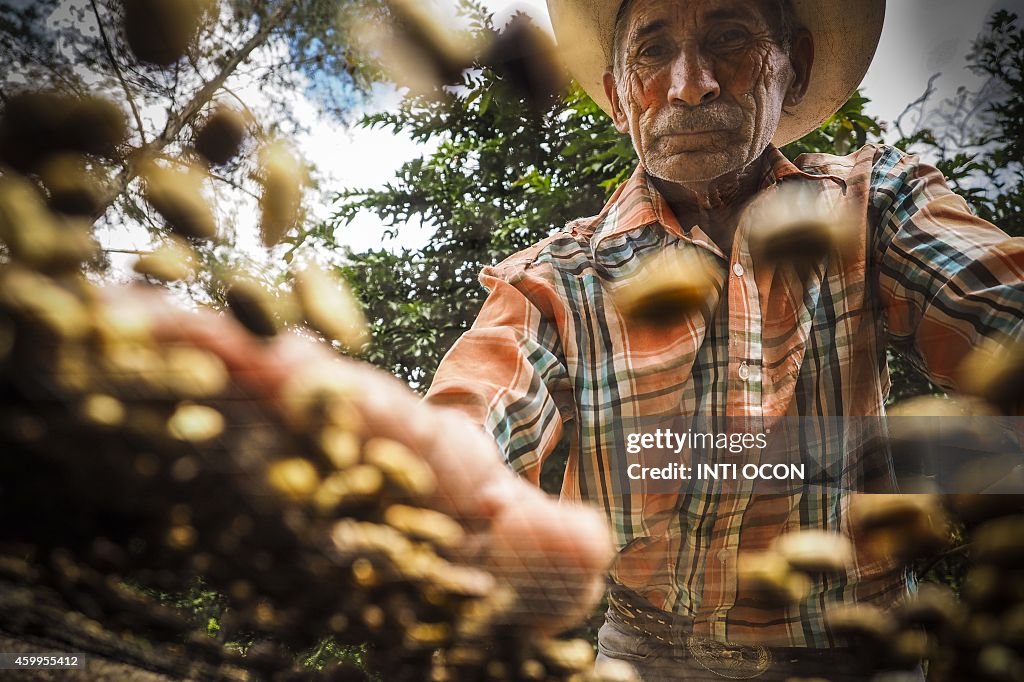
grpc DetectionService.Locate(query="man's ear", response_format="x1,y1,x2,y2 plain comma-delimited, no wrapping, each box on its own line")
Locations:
784,28,814,108
602,69,630,134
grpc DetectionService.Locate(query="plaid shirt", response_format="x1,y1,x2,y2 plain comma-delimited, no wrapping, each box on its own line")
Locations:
425,144,1024,647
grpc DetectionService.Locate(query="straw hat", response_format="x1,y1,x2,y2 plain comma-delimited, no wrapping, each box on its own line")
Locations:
545,0,885,146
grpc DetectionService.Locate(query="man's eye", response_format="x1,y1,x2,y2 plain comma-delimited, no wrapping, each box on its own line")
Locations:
714,29,749,46
638,43,670,59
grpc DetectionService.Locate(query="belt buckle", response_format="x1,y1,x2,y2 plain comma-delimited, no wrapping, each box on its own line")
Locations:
685,637,772,679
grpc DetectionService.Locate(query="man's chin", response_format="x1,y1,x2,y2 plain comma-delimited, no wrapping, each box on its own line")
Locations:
645,150,742,185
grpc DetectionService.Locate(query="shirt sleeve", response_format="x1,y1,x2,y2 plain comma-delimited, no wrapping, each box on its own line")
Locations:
871,145,1024,392
424,263,574,486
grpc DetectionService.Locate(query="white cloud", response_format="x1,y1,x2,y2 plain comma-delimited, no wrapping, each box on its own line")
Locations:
288,83,437,255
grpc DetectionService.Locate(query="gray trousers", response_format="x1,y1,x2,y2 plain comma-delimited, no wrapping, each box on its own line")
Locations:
596,616,927,682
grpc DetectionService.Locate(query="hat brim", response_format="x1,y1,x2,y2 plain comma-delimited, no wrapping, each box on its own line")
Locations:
545,0,885,147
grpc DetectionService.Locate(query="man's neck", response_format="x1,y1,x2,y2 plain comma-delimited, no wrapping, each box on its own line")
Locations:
649,149,773,252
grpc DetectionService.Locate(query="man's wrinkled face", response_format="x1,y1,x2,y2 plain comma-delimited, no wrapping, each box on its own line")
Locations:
604,0,807,185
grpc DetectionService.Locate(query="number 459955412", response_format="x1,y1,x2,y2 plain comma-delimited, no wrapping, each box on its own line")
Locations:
2,654,83,669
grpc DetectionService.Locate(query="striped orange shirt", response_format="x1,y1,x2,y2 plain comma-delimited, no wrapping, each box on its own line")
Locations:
425,144,1024,646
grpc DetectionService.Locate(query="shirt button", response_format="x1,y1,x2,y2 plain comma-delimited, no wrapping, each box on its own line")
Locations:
738,362,750,381
718,549,730,562
732,262,745,277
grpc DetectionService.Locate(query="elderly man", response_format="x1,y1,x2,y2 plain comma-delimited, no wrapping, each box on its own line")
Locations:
424,0,1024,679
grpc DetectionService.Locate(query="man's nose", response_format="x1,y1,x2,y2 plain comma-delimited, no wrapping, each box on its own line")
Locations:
667,44,720,107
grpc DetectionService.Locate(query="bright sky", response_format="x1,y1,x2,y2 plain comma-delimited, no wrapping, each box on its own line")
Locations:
320,0,1020,255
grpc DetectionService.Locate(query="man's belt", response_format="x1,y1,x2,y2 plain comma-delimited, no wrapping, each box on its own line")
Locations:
606,586,772,679
606,585,860,680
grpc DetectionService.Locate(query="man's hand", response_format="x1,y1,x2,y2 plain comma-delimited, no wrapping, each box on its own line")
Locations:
136,288,614,634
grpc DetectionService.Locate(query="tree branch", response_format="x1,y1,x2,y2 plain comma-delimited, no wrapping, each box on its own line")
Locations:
89,0,147,146
208,170,260,200
102,248,150,255
91,1,297,223
894,73,941,140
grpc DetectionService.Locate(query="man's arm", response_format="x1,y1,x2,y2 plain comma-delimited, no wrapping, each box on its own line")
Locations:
426,263,575,488
872,145,1024,393
120,288,609,634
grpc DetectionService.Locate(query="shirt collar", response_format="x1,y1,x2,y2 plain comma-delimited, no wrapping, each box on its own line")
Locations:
588,145,843,250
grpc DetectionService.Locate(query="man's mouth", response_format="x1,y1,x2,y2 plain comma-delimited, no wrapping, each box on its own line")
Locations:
666,129,727,136
655,129,731,150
